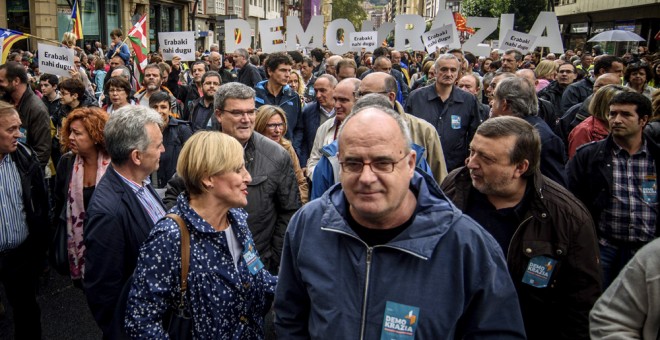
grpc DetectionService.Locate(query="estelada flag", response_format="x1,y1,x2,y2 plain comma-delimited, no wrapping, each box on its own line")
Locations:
453,12,475,35
71,0,83,40
0,28,28,63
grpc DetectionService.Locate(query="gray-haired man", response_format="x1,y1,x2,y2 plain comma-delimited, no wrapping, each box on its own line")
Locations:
165,82,301,274
84,105,166,337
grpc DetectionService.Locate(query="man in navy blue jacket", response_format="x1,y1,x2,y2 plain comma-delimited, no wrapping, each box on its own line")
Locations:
84,105,166,338
275,104,526,338
491,74,567,187
254,52,303,156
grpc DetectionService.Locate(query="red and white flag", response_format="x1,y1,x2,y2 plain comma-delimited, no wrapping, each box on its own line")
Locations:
128,14,149,75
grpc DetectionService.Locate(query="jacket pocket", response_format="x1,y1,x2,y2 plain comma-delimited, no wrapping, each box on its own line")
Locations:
520,240,567,290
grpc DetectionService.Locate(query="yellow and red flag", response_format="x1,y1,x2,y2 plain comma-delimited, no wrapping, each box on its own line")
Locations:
453,12,475,35
0,28,28,63
71,0,83,40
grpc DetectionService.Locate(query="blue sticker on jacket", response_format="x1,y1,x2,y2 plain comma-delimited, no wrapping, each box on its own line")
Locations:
242,239,264,275
380,301,419,340
286,101,294,106
642,175,657,203
451,115,461,129
522,256,557,288
255,97,265,104
18,127,27,143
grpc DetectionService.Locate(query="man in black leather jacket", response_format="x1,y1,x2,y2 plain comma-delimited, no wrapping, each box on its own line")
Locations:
164,82,301,274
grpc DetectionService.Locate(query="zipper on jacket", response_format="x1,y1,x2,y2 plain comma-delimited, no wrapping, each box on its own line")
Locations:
360,247,373,340
507,215,533,261
321,227,428,338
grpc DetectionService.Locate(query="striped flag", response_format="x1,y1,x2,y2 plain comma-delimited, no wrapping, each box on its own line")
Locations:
453,12,475,35
0,28,28,63
71,0,83,40
128,13,149,82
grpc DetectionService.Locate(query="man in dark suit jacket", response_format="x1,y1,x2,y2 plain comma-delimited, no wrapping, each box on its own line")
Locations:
297,74,337,168
84,105,166,338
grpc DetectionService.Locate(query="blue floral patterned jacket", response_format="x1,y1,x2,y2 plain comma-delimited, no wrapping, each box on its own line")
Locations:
125,193,277,339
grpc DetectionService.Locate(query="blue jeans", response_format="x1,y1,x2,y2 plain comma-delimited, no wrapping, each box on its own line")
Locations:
599,242,638,289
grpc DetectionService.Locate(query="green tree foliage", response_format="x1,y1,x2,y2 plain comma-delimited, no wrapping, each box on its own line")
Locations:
332,0,368,30
462,0,511,18
510,0,548,32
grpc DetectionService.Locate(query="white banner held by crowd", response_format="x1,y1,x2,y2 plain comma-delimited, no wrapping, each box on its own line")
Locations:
422,24,454,54
500,30,538,54
38,43,74,78
349,32,378,52
158,32,195,61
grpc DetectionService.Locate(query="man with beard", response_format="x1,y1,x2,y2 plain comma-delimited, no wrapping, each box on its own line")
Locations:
185,71,221,132
0,62,51,168
168,60,207,111
441,116,601,340
134,63,181,117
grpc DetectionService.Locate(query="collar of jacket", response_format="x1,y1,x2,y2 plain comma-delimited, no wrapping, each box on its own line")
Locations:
453,166,550,223
256,80,294,98
423,84,465,104
320,170,457,259
9,142,37,174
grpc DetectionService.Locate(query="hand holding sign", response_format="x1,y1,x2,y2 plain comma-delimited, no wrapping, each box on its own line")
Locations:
38,43,75,78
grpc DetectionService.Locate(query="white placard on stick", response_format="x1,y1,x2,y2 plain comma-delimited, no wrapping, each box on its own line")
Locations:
38,43,74,78
421,24,454,54
500,29,538,54
158,32,196,61
349,32,378,52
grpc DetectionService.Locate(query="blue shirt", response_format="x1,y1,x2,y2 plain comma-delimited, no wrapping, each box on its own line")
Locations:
0,154,29,251
115,169,166,224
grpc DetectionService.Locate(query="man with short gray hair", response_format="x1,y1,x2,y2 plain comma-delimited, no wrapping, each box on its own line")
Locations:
491,76,567,186
235,48,263,88
165,82,301,273
406,54,481,172
84,105,166,337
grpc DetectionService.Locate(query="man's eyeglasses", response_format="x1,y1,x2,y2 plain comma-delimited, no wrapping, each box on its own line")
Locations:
340,153,409,174
220,109,256,117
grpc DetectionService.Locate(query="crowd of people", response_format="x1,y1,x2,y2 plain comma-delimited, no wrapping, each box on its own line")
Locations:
1,27,660,339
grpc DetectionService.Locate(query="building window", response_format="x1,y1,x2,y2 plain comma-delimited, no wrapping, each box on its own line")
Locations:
150,3,185,51
57,0,121,48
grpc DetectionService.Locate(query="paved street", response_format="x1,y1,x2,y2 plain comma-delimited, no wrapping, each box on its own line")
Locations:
0,270,102,340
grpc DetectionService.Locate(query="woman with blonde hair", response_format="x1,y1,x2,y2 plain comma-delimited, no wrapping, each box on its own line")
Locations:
126,131,276,338
534,60,558,92
61,32,78,49
568,84,630,158
288,70,306,107
254,105,309,203
54,107,111,284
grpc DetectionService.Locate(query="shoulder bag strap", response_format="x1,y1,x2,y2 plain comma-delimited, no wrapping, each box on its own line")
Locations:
166,213,190,308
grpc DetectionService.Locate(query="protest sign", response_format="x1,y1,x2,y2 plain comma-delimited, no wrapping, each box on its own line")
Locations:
500,29,538,54
158,32,195,61
38,43,74,78
422,24,454,54
350,32,378,52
